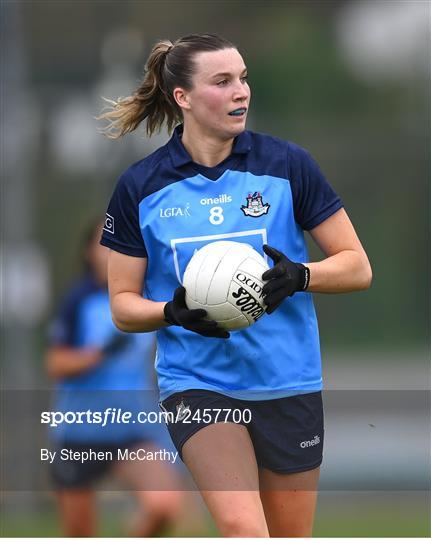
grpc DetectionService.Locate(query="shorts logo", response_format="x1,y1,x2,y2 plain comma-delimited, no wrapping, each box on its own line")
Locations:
300,435,321,448
175,400,190,421
241,192,270,218
160,203,191,218
103,213,114,234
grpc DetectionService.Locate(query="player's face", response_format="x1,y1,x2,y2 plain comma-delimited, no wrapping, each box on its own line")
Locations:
184,48,250,140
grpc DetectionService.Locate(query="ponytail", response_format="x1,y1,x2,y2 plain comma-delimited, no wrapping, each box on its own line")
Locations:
97,33,236,139
97,40,179,138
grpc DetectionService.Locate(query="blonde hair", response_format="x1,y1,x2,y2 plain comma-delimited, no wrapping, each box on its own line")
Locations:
97,33,236,139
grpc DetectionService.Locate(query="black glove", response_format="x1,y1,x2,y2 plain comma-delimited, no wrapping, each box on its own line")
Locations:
101,332,131,356
262,245,310,314
164,286,230,338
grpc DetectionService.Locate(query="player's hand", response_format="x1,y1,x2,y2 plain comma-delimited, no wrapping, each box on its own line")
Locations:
101,332,132,356
262,245,310,314
164,286,230,338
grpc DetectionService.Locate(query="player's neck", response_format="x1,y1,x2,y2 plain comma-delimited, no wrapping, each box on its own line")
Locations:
181,124,233,168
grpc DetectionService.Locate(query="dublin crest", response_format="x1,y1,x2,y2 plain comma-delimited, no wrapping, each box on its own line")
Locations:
241,192,270,218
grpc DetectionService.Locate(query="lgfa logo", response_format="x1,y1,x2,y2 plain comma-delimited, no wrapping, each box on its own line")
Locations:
160,203,191,218
300,435,321,449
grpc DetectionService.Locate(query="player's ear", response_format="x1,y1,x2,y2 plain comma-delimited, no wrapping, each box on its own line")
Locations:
173,87,191,111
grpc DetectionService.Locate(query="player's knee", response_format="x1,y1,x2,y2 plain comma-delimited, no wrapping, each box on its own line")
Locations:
159,491,183,521
64,523,94,538
140,490,183,521
218,514,268,537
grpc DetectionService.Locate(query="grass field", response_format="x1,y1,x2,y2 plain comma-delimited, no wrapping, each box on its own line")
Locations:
1,492,430,537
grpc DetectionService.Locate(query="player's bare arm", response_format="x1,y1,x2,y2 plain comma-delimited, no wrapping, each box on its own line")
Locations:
45,346,102,379
305,208,372,293
108,250,168,332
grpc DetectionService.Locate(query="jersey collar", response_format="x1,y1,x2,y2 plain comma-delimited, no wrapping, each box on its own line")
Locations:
168,124,252,168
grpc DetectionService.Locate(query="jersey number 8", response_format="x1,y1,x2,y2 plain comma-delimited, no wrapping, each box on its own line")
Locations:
209,206,224,225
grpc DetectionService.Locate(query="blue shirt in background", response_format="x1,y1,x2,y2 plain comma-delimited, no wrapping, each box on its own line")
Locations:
48,274,167,444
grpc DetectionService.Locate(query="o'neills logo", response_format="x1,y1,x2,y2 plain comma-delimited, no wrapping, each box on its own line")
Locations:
200,194,232,205
235,272,263,297
300,435,321,448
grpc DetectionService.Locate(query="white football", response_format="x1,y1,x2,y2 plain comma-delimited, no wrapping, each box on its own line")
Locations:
183,240,269,330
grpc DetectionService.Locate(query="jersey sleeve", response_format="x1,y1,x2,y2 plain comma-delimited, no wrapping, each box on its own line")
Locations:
47,289,79,347
100,170,147,257
287,142,344,231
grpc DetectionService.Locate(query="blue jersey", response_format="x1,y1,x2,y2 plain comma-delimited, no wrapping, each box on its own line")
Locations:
101,126,343,401
49,274,156,390
48,274,164,443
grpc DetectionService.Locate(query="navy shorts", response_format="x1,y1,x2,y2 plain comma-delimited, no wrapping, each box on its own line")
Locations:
160,390,323,474
50,439,144,489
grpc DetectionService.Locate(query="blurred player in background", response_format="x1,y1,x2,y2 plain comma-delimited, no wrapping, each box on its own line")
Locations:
98,34,372,537
45,219,184,537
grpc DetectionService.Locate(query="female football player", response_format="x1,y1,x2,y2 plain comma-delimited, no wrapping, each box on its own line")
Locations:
98,34,372,537
46,219,185,537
